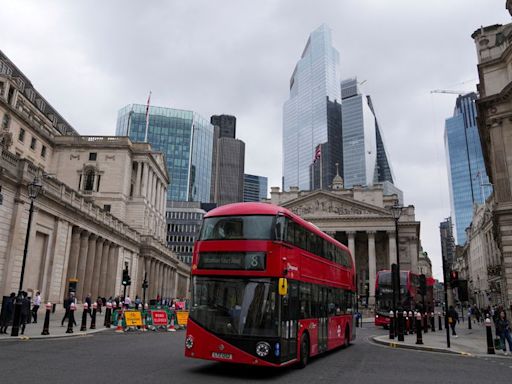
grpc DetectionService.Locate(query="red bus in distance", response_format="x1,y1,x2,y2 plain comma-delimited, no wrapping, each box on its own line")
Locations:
184,202,356,368
374,270,435,328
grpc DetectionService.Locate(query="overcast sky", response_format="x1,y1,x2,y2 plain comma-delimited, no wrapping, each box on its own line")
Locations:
1,0,510,280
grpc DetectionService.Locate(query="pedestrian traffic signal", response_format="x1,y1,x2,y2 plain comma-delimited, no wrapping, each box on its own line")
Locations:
419,274,427,296
450,270,459,288
122,269,131,286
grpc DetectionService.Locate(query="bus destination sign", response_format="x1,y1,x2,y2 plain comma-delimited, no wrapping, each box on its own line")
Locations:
198,252,265,270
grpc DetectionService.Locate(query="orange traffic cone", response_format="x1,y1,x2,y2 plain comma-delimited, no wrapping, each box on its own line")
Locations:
115,310,124,333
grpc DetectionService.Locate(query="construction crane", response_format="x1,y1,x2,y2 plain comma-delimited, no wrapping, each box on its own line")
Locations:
430,89,475,95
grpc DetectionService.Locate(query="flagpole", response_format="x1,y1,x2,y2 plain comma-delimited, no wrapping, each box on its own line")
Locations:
144,91,152,143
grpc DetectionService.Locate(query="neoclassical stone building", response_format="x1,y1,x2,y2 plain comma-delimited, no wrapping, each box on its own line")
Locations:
266,180,421,306
0,50,189,304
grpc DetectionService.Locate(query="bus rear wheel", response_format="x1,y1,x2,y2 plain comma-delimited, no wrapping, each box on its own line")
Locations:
298,333,309,369
344,327,351,348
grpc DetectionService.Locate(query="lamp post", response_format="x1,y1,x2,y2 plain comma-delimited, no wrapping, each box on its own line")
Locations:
11,176,43,337
390,203,404,341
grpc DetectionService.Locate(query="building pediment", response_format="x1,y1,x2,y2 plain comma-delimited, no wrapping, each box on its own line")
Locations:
281,190,391,219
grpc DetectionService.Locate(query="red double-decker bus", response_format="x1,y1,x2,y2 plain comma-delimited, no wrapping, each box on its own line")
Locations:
184,202,356,368
374,270,435,327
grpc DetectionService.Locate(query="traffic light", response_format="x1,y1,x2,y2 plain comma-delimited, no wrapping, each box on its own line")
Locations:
419,274,427,296
122,269,131,286
450,270,459,288
142,279,148,289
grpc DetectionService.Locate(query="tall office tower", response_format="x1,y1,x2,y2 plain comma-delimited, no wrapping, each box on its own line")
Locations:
243,174,268,202
444,92,492,245
116,104,214,202
341,78,395,189
210,114,236,139
283,24,342,191
440,217,456,270
209,115,245,206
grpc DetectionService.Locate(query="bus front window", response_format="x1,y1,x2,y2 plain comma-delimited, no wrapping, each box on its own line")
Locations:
190,277,278,337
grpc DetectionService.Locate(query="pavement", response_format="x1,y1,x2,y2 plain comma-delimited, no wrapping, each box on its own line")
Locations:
0,307,111,341
369,317,512,358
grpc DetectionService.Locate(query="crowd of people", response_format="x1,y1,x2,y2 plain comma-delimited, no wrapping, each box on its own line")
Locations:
0,291,42,334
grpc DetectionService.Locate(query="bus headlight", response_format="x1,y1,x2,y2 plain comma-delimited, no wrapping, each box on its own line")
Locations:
185,335,194,349
256,342,270,357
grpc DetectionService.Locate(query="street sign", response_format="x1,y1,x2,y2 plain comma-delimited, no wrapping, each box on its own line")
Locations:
124,311,143,326
151,310,168,326
176,310,189,326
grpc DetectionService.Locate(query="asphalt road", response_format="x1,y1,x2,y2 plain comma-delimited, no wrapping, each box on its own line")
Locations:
1,325,511,384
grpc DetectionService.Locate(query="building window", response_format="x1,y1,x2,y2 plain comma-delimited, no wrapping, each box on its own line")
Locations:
30,137,37,150
18,128,25,142
1,114,10,129
103,204,111,212
89,152,97,161
84,168,95,191
41,145,47,158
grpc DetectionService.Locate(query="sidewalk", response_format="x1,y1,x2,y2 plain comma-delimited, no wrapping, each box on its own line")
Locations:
0,307,111,341
372,320,511,358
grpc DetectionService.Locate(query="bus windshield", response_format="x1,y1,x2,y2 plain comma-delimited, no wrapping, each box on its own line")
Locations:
376,271,409,313
199,215,275,240
189,277,278,337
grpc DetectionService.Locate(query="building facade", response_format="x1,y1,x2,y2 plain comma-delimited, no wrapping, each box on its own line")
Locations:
210,114,236,139
472,17,512,309
440,217,456,270
444,92,492,245
243,173,268,202
283,24,342,191
0,50,190,304
266,183,420,306
341,78,395,189
417,250,433,277
116,104,214,203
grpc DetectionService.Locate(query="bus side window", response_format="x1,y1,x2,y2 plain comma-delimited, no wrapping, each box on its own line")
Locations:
311,284,319,318
299,283,311,319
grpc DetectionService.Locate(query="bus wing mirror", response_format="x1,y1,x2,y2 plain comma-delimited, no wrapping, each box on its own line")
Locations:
278,278,288,296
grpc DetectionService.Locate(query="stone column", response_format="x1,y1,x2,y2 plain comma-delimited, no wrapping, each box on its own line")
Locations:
106,244,118,297
149,258,156,299
409,236,418,274
91,238,105,299
66,227,82,282
141,162,148,197
98,240,110,297
388,231,397,267
149,171,154,206
173,268,179,298
76,231,90,301
368,231,376,306
347,231,356,268
135,161,142,196
162,265,168,298
157,262,163,298
83,234,97,300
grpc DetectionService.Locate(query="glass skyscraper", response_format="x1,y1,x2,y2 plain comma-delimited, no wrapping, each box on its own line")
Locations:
341,78,395,189
444,92,492,245
243,174,268,202
283,24,342,191
116,104,214,202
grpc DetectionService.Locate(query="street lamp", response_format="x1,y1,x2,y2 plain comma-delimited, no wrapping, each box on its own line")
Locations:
390,202,404,341
11,176,43,336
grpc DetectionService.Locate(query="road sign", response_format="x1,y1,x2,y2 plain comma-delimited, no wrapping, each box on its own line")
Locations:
124,311,143,327
151,310,168,326
176,310,189,326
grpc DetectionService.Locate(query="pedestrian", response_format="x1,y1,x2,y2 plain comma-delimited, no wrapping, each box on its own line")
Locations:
20,292,30,335
0,292,16,334
96,297,103,314
496,310,512,355
61,293,77,326
31,291,41,323
124,295,131,309
447,305,459,337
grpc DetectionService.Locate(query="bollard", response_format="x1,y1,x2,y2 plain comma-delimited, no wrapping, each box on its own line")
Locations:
423,313,428,333
408,311,414,334
397,311,404,341
438,313,442,331
90,302,97,330
66,302,76,334
404,311,409,335
105,302,112,328
80,302,88,332
389,311,395,340
485,316,495,354
431,312,435,332
468,314,472,330
41,302,52,336
415,312,423,345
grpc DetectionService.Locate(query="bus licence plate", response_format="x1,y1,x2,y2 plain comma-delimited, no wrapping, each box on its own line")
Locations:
212,352,232,360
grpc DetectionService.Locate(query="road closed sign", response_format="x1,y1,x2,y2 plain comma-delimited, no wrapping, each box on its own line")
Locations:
152,310,168,326
124,311,143,326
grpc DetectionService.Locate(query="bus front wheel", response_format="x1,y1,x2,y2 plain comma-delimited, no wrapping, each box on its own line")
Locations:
298,333,309,369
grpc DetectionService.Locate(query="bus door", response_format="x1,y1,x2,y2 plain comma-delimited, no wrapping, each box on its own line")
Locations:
317,286,328,353
279,282,298,362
